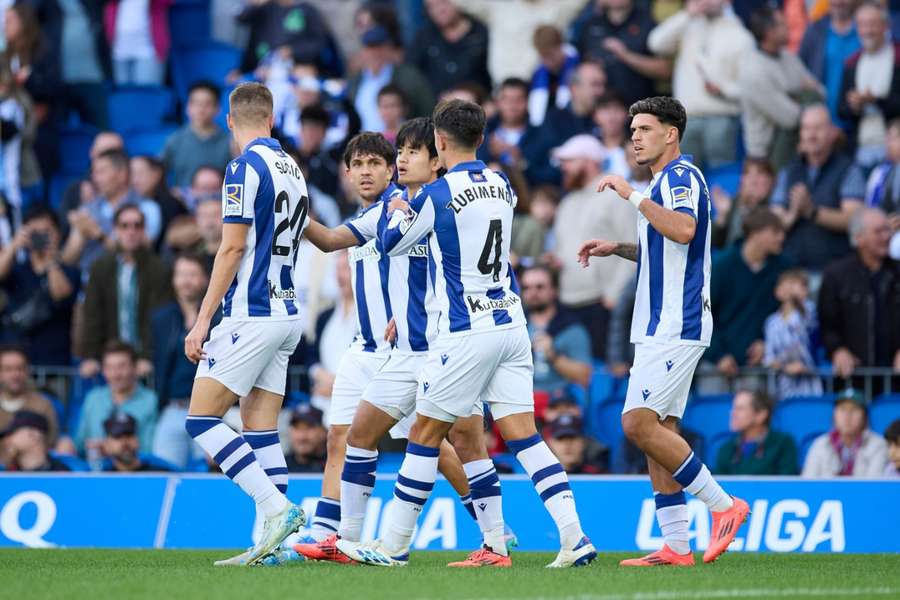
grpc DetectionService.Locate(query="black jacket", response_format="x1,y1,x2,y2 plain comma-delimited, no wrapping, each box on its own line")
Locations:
818,253,900,366
838,44,900,150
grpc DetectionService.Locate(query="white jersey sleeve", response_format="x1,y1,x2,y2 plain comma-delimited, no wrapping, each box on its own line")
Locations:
345,201,384,244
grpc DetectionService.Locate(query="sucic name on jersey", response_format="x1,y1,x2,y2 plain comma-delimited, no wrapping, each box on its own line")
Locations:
465,294,520,313
446,184,514,214
268,281,297,300
349,243,380,262
274,160,302,180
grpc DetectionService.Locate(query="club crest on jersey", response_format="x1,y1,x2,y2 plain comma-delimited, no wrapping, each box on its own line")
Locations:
468,171,487,183
224,184,243,216
670,186,691,209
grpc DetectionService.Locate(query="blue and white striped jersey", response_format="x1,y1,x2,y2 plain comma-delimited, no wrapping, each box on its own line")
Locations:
343,183,404,353
346,187,438,353
631,155,713,346
221,137,310,320
382,160,525,337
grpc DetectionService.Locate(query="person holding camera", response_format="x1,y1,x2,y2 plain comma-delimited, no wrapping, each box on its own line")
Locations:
0,205,80,366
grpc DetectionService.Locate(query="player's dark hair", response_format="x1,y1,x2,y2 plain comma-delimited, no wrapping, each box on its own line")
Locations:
498,78,529,97
742,206,783,238
377,83,407,107
229,82,273,127
102,340,137,363
396,117,437,159
174,251,209,275
743,157,775,178
342,131,397,168
299,104,330,128
628,96,687,141
22,203,60,230
96,148,130,171
596,91,627,110
191,164,223,186
432,99,485,150
749,5,780,44
113,203,144,228
188,80,221,103
885,419,900,444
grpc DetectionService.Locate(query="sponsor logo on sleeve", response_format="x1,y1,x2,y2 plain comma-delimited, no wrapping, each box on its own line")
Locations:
670,185,692,210
224,184,243,216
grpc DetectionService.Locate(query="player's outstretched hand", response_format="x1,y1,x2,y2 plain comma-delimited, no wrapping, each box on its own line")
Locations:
597,175,634,200
184,318,210,364
577,239,618,268
384,318,397,344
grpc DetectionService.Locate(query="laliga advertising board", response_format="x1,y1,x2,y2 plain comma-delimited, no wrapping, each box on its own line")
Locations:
0,474,898,552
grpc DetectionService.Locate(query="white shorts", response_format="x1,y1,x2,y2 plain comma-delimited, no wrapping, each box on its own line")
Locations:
623,342,706,420
362,351,483,439
416,325,534,423
329,348,390,426
195,318,303,397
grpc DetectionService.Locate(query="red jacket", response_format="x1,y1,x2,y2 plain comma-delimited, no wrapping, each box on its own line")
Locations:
103,0,171,62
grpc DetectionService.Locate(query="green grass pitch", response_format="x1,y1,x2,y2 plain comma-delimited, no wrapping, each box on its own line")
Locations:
2,549,899,600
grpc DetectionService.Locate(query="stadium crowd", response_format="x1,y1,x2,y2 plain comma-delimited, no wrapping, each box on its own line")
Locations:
0,0,899,478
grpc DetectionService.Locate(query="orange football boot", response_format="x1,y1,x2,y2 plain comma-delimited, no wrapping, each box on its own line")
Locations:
704,496,751,564
447,546,512,568
619,545,695,567
294,534,353,563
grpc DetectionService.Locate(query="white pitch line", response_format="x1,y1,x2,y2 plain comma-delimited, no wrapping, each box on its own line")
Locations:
433,588,900,600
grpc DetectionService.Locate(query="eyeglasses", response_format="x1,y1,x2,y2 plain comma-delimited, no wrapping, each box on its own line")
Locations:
116,221,144,230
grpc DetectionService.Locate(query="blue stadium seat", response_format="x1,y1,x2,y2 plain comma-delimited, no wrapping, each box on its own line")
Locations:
125,126,178,157
587,395,625,463
377,452,405,473
589,364,614,405
108,87,176,134
58,125,99,175
773,395,835,463
705,161,743,198
681,394,733,463
170,43,241,103
49,452,90,472
870,394,900,435
169,0,211,48
48,173,80,209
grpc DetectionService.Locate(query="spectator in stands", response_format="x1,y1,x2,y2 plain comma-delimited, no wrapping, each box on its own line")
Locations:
293,104,341,202
150,254,211,468
818,207,900,380
285,403,327,473
715,390,799,475
0,207,80,366
177,164,224,214
552,134,636,358
62,149,163,271
540,61,606,151
764,269,824,399
451,0,586,82
130,155,188,241
803,389,888,477
79,205,172,378
347,25,433,132
73,341,157,456
593,92,631,179
477,78,547,183
648,0,754,170
165,194,222,274
407,0,491,96
0,410,71,471
161,82,232,188
855,117,900,213
528,25,578,128
741,5,824,169
885,419,900,478
522,265,592,395
711,158,776,249
798,0,860,124
838,2,900,167
546,414,608,474
519,184,559,263
770,105,858,271
376,84,406,145
707,208,790,379
542,388,583,425
35,0,110,128
103,0,169,85
58,131,124,226
577,0,667,108
0,345,58,445
100,412,173,472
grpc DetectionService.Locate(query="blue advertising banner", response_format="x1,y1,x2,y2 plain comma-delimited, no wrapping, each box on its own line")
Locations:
1,474,898,553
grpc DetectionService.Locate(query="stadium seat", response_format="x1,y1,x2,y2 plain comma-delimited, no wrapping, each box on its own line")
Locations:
589,364,614,405
680,394,733,462
377,452,405,473
870,394,900,434
108,87,176,134
169,0,211,48
773,395,835,463
58,125,99,175
705,161,743,198
587,395,625,464
125,126,178,157
170,43,241,103
48,173,80,209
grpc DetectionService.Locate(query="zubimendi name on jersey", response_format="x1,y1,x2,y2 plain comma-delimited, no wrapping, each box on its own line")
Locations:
446,182,515,214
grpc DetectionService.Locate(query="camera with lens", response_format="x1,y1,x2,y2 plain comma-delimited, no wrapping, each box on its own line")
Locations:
30,231,49,251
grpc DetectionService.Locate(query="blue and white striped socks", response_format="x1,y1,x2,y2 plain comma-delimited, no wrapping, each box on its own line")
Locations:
338,445,379,542
310,498,341,540
507,434,584,549
463,459,507,556
672,451,732,512
655,491,690,554
185,416,288,518
244,430,289,494
459,494,477,522
383,442,439,553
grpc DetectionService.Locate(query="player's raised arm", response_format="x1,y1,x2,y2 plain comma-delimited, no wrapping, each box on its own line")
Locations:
597,174,696,245
380,190,435,256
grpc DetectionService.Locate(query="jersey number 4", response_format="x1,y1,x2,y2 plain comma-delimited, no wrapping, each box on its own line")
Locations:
478,219,503,282
272,191,308,257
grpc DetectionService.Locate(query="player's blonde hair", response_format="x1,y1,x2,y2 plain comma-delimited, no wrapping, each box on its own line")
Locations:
228,82,273,128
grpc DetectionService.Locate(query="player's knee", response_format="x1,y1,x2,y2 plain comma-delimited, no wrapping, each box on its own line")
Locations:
345,427,377,451
621,410,652,445
448,430,483,462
